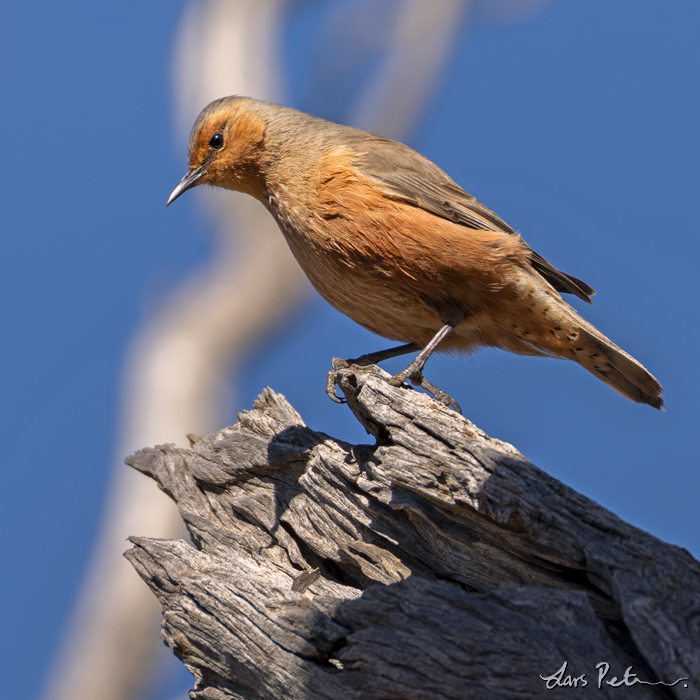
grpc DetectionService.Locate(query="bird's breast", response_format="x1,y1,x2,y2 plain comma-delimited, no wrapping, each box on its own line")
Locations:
266,181,447,344
264,162,545,354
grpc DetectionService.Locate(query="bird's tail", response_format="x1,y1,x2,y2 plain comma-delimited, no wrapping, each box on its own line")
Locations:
500,273,663,409
569,320,664,409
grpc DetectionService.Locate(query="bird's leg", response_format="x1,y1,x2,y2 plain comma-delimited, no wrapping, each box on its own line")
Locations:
390,323,462,413
338,343,421,368
390,323,454,384
327,325,462,413
326,343,419,403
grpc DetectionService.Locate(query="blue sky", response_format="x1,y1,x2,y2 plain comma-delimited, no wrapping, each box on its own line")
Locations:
2,2,698,699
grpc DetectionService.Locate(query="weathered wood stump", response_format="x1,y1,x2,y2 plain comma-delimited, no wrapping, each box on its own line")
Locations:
125,365,699,699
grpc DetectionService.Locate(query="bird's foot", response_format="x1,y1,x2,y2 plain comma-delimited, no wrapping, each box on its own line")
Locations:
326,347,417,404
325,358,351,403
390,368,462,414
328,354,461,414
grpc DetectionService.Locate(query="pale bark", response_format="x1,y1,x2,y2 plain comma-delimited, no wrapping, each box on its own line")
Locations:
127,365,699,699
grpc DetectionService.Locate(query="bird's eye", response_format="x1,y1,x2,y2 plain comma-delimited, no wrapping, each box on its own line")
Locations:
209,132,224,150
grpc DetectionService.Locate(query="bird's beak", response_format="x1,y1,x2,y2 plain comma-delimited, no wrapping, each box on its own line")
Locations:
166,165,207,206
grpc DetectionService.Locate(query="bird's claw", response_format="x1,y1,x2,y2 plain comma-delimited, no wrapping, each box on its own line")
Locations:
326,358,351,403
328,359,462,414
390,369,462,414
331,357,352,371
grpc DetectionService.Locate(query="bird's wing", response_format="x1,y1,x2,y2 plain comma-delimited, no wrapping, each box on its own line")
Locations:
355,137,595,304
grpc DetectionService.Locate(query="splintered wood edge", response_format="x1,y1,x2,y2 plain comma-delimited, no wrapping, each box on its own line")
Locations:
123,372,700,699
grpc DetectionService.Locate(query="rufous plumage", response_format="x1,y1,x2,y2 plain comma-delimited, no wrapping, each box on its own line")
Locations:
167,96,663,411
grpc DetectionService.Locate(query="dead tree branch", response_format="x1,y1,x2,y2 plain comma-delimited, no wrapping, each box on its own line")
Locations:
125,365,700,699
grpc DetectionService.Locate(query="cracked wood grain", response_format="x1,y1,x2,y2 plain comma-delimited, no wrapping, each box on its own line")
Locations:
125,364,699,699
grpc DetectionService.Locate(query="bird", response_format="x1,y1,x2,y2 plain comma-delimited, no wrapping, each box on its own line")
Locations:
167,96,663,412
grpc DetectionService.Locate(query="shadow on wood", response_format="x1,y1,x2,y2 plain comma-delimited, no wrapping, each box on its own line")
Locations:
124,364,699,699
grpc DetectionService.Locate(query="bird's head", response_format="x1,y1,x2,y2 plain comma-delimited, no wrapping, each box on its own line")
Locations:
166,96,268,206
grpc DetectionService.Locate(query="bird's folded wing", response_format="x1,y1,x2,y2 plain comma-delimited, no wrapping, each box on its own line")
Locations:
357,139,595,304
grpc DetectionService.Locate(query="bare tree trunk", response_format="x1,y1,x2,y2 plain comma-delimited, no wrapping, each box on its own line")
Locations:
125,365,700,700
